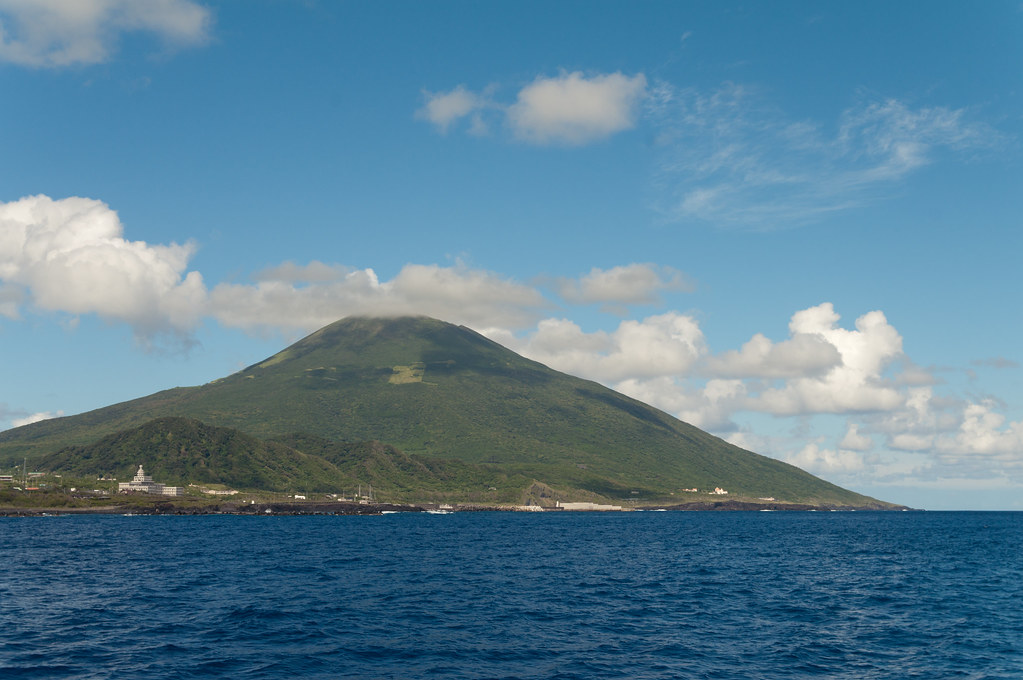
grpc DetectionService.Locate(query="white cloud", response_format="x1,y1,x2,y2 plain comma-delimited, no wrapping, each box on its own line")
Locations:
0,0,211,67
11,410,63,428
706,331,840,379
416,85,491,134
752,304,904,415
555,263,693,308
419,71,648,146
839,423,873,451
504,312,705,384
936,400,1023,461
674,378,748,430
605,305,903,428
873,387,960,450
787,442,867,474
209,263,547,335
611,375,707,422
498,302,914,431
508,71,648,145
648,83,1001,228
0,194,206,345
890,433,935,452
1,195,552,342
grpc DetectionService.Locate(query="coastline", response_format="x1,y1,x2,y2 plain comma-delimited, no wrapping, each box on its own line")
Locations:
0,498,911,516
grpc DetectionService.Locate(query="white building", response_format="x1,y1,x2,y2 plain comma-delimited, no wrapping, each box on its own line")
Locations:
118,465,184,497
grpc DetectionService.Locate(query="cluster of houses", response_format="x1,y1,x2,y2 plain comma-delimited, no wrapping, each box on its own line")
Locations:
0,470,46,490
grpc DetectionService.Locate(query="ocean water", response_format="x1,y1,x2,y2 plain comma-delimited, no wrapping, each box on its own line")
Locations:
1,511,1020,679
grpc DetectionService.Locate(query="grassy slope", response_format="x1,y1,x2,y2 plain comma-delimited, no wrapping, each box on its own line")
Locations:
2,317,890,506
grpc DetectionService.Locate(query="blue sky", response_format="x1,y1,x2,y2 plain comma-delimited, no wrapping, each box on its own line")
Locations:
1,0,1020,510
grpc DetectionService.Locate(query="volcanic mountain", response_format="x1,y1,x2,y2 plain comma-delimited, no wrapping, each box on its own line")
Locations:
1,316,891,506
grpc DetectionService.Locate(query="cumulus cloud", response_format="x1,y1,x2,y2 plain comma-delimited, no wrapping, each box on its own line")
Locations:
648,83,1002,228
419,71,647,145
675,378,749,431
839,423,874,451
707,332,840,379
0,0,212,67
787,442,868,475
872,387,957,447
936,400,1023,461
0,194,206,345
1,195,554,341
498,302,910,430
554,263,693,308
508,71,648,145
890,432,935,452
751,304,904,415
416,85,492,135
610,375,707,422
503,312,706,384
602,304,906,427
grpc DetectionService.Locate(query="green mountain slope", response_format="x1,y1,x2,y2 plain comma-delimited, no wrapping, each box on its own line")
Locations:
40,417,343,492
39,417,533,502
1,316,893,506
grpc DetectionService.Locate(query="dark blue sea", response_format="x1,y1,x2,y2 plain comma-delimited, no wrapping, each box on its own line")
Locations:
1,511,1021,679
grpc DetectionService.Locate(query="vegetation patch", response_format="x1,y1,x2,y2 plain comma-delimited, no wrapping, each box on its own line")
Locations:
389,363,425,384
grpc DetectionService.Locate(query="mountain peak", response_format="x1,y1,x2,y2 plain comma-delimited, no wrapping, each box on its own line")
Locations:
248,315,506,374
